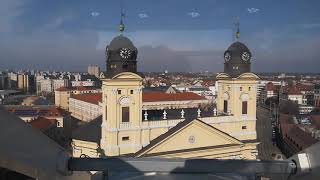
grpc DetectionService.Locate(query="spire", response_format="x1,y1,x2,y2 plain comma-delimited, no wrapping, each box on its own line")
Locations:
235,17,240,40
119,8,125,34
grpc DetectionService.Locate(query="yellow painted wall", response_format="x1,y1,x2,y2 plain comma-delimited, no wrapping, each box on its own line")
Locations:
101,72,144,156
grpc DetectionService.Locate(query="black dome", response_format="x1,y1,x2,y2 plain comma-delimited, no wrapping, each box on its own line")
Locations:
225,41,251,63
227,41,250,52
105,35,138,77
223,41,252,77
108,35,137,51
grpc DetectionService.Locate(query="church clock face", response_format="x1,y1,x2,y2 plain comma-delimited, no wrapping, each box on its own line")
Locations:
120,48,132,59
241,52,251,62
224,52,231,62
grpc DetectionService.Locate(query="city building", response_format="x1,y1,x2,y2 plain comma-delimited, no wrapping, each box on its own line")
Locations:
5,105,64,125
88,65,101,78
286,88,304,105
17,74,29,92
314,84,320,107
68,90,209,122
279,114,318,157
69,93,102,122
71,23,260,160
54,86,101,110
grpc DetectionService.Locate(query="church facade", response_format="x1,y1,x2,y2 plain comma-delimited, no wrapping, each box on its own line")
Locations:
72,23,260,160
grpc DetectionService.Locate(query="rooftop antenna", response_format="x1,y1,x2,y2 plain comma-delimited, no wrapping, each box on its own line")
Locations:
235,17,240,41
119,1,125,34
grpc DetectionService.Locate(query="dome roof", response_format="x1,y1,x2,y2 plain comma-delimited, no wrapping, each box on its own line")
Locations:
226,41,250,55
224,41,251,63
227,41,250,51
108,35,136,50
223,41,252,77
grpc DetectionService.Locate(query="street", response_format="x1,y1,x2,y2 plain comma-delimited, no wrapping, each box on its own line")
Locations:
256,106,283,160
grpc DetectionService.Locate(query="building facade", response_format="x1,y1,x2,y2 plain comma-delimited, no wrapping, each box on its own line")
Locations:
71,22,260,160
88,65,101,78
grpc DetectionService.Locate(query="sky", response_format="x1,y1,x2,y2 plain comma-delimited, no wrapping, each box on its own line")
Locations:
0,0,320,73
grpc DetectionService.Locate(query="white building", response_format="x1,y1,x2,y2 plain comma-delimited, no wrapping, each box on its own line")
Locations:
71,79,95,87
68,93,102,122
52,79,69,91
88,65,101,78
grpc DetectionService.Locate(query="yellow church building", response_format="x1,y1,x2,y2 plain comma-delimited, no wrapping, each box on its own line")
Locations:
71,22,260,160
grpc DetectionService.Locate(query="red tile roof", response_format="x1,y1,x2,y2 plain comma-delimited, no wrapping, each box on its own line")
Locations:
55,86,97,92
71,93,102,105
68,92,206,104
29,117,57,129
280,114,318,149
142,92,206,102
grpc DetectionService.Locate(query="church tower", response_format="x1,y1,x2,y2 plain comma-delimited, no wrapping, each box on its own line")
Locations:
216,21,259,139
100,13,144,156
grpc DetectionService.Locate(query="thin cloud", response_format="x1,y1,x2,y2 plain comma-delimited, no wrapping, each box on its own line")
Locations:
90,11,100,17
138,13,149,19
302,23,320,29
247,8,260,14
187,12,200,18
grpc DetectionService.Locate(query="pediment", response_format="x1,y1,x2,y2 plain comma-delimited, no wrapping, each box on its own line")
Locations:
111,72,143,80
136,119,243,157
216,73,231,79
237,72,260,80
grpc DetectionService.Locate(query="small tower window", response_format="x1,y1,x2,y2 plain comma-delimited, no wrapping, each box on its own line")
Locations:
242,126,247,130
242,101,248,115
223,100,228,113
130,90,134,94
122,136,130,141
122,107,130,122
248,87,251,91
118,90,121,95
240,87,242,91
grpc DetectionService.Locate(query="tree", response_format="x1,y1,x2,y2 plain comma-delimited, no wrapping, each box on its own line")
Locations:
265,96,279,106
280,100,299,116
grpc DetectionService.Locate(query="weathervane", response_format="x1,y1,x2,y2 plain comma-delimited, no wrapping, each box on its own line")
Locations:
119,6,125,34
235,17,240,40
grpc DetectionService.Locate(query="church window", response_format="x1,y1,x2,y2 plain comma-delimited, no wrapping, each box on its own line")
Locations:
242,126,247,129
240,87,242,91
249,87,251,91
242,101,248,115
223,100,228,113
122,107,130,122
118,90,121,95
130,90,134,94
122,136,130,141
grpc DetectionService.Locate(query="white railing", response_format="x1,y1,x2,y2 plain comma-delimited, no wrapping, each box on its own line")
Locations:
142,119,184,129
119,122,132,129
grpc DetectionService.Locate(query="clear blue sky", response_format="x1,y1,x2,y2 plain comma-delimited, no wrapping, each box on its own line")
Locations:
1,0,320,72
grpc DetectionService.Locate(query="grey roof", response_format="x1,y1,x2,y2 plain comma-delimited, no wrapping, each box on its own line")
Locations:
72,116,102,143
108,35,137,51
